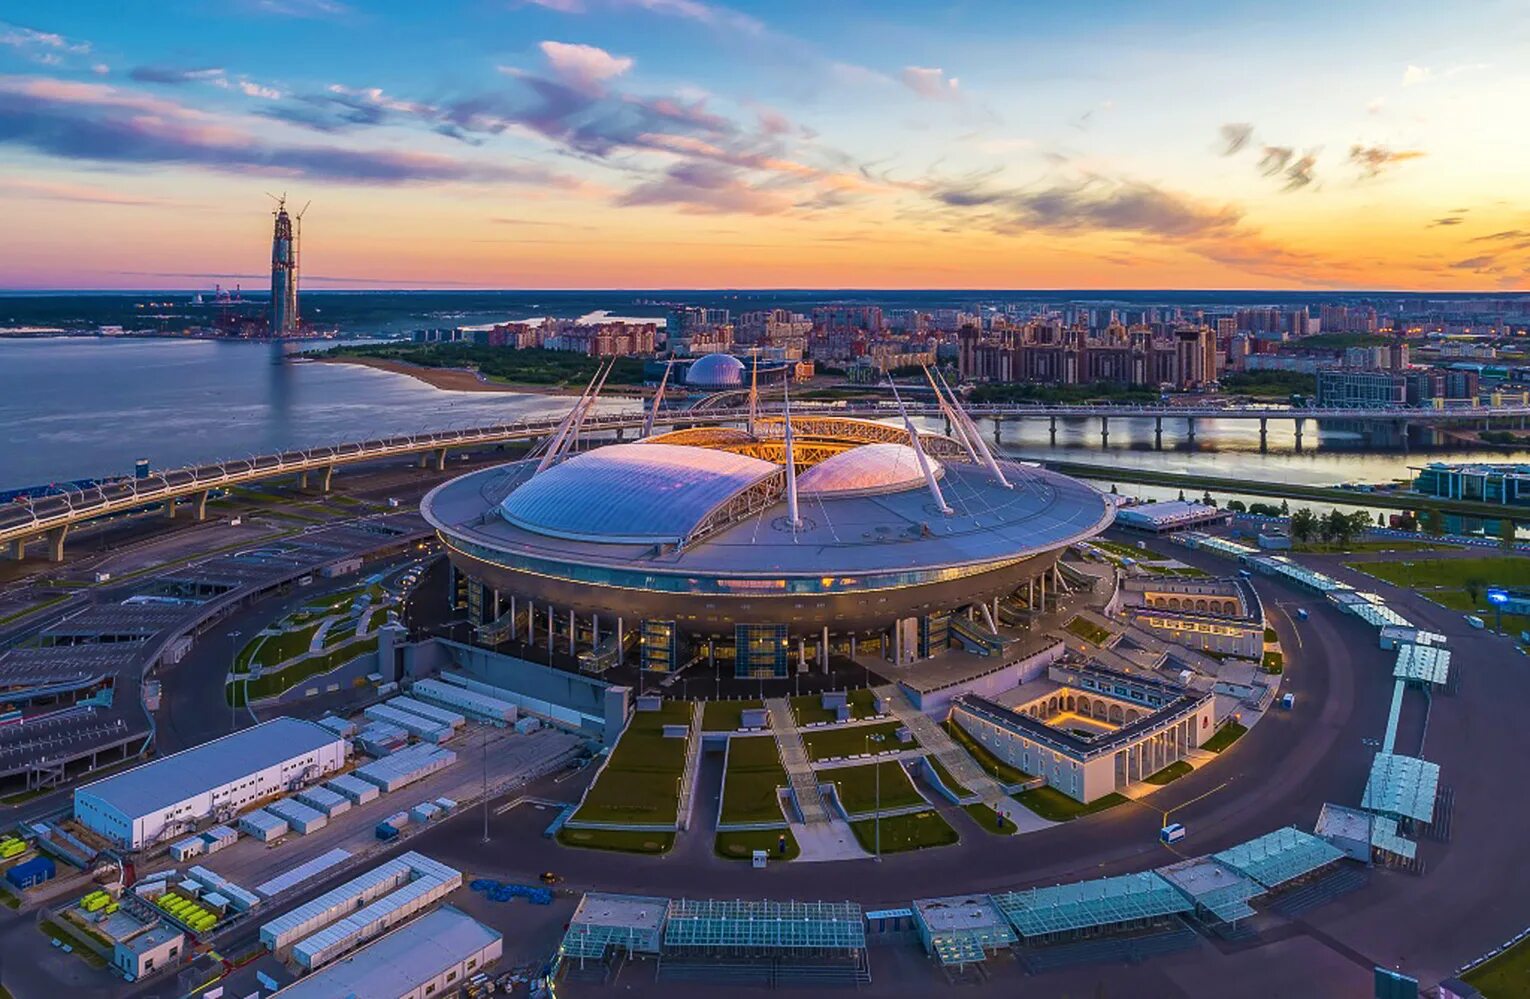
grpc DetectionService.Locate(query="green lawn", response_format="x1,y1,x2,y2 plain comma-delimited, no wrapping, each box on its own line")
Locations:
1349,555,1530,592
720,736,788,824
963,802,1020,835
1014,787,1128,821
245,621,322,669
1086,538,1151,559
850,810,959,854
1264,627,1278,643
825,761,925,815
715,828,800,862
702,699,764,732
556,827,675,854
942,720,1034,785
1143,761,1194,786
1202,721,1248,753
790,689,879,726
1064,616,1113,645
1262,650,1285,674
1464,933,1530,998
802,720,908,762
1298,540,1452,554
923,755,972,797
229,636,379,705
571,701,693,825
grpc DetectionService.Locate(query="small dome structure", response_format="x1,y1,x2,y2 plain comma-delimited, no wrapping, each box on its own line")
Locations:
797,443,939,497
685,353,747,388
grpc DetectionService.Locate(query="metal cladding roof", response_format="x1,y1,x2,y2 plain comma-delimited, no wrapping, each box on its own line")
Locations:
74,717,342,819
270,905,499,998
1394,644,1451,685
499,443,779,545
685,352,747,387
798,443,936,497
663,899,865,951
1361,752,1440,823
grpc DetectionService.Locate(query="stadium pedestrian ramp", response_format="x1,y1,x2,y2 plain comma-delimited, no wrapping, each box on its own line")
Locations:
876,685,1009,805
764,697,829,824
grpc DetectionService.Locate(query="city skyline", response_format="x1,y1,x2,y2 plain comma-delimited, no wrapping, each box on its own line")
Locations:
1,1,1527,291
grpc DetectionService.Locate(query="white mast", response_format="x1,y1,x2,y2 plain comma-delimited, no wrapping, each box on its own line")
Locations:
890,377,952,515
937,366,1012,489
643,359,674,438
567,357,613,449
922,365,981,464
782,376,801,531
746,349,759,438
536,362,604,474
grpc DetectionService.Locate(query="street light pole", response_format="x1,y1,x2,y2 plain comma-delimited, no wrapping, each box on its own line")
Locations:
481,724,490,844
867,732,884,862
228,630,242,732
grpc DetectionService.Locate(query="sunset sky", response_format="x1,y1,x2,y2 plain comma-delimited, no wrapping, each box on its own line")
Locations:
1,0,1527,290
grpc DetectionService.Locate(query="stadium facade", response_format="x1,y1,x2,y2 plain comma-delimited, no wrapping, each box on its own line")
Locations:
422,381,1112,679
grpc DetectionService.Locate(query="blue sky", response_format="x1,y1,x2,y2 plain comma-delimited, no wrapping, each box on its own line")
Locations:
1,0,1526,289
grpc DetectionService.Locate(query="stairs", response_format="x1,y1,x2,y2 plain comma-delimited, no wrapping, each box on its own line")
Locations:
876,685,1008,803
674,702,703,831
949,616,1003,656
764,697,828,823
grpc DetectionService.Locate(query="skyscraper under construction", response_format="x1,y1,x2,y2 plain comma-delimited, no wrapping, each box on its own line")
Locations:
269,198,299,336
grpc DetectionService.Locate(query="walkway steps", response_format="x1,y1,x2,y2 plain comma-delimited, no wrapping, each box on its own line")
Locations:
876,685,1007,806
674,702,704,831
764,697,828,824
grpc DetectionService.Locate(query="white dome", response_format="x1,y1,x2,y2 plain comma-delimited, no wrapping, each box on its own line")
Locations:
500,443,778,544
686,353,746,388
797,443,939,497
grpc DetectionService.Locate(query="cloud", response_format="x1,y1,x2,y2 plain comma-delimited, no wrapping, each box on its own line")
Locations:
1366,97,1385,115
1429,216,1465,227
1251,143,1316,191
1469,230,1528,242
1403,62,1491,87
900,66,959,101
924,175,1241,238
130,65,226,85
617,160,791,214
1402,64,1432,86
525,0,586,9
0,21,91,68
0,74,570,186
1218,123,1253,155
1451,255,1498,271
525,0,764,34
1282,152,1317,191
244,0,351,17
1257,145,1292,176
1348,144,1424,178
0,178,162,205
537,41,633,92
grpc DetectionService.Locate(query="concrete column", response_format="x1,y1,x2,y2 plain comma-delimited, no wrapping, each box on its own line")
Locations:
434,448,448,472
163,498,177,520
822,626,830,672
9,538,27,561
592,613,600,649
192,490,211,521
417,452,431,469
319,465,335,492
1100,415,1109,442
1293,418,1304,448
797,638,806,671
1258,418,1268,451
1185,416,1197,441
850,635,857,660
1049,415,1057,441
297,470,309,490
1028,578,1034,610
46,526,69,563
569,608,576,656
510,596,517,641
993,418,1002,443
617,617,625,666
547,605,554,654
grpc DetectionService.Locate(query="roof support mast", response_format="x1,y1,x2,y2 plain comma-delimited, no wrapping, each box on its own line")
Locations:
922,365,981,465
536,361,606,474
642,359,674,438
782,376,801,531
936,367,1012,489
746,349,759,439
889,377,953,515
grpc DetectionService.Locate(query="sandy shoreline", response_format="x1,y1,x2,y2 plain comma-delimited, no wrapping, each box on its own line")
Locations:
307,354,606,396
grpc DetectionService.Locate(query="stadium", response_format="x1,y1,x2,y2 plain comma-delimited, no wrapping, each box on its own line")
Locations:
420,380,1112,679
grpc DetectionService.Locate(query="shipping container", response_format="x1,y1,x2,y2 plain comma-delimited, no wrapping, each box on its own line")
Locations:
374,823,399,842
362,703,450,743
412,677,519,724
325,774,380,806
169,837,205,862
238,809,289,843
266,799,328,836
258,858,412,951
316,715,358,739
352,744,456,793
386,695,465,731
295,786,352,819
199,825,238,854
409,802,440,824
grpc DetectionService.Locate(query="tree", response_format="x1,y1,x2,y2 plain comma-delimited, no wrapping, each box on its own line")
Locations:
1290,507,1318,543
1326,509,1354,547
1351,511,1375,540
1178,490,1186,502
1465,577,1486,604
1110,483,1119,494
1500,517,1518,551
1280,499,1290,515
1377,512,1387,527
1202,490,1217,507
1226,500,1248,513
1420,508,1444,537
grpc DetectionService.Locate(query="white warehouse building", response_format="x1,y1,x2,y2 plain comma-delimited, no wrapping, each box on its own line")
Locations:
74,718,347,850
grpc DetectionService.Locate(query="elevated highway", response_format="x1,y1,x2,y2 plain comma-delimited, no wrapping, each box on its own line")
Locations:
6,399,1528,560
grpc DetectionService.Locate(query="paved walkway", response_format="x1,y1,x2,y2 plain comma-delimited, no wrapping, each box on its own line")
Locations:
877,685,1007,804
788,816,868,862
765,696,828,823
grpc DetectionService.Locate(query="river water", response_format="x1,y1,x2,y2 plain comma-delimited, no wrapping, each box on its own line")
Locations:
3,338,1527,524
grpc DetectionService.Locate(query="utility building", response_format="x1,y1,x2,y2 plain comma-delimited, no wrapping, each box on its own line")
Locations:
74,718,346,849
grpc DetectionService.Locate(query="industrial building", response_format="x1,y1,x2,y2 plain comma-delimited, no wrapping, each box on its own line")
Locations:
270,905,502,999
952,663,1217,803
1119,576,1266,659
73,717,347,849
422,378,1111,680
1113,500,1232,534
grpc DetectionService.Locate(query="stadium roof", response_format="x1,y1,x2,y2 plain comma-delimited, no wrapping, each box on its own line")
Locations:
499,443,778,545
662,899,865,951
1361,752,1440,823
1394,644,1451,686
798,443,935,497
992,872,1192,937
75,717,341,819
1212,827,1345,889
